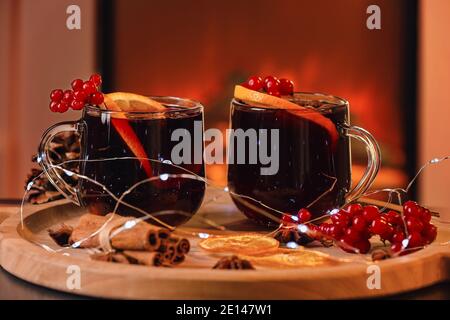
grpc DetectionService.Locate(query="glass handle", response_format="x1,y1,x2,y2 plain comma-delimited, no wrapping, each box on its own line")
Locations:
37,121,81,206
344,125,381,203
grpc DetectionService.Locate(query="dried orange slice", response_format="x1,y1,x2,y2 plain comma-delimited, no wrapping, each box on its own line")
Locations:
102,92,166,178
240,250,338,268
234,85,338,148
199,234,279,255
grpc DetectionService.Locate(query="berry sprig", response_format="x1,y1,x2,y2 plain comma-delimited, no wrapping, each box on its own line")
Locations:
241,75,294,97
49,74,104,113
279,201,437,255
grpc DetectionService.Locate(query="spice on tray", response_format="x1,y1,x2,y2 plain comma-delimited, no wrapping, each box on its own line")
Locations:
48,213,190,267
213,255,255,270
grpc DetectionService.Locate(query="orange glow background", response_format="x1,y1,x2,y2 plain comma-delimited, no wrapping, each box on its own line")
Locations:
113,0,409,185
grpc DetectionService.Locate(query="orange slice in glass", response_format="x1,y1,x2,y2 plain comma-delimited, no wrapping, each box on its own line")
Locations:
103,93,166,178
199,234,279,255
105,92,165,112
234,85,338,148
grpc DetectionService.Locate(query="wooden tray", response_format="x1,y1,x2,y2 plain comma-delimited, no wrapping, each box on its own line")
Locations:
0,194,449,299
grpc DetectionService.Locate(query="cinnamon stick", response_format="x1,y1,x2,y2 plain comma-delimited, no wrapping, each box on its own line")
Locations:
122,250,166,267
157,237,189,265
50,213,190,268
172,254,186,265
170,237,190,254
110,222,162,251
91,252,131,264
158,237,190,255
69,213,170,251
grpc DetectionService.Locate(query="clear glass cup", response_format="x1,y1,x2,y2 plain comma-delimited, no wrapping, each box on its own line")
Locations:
38,97,205,227
227,92,381,226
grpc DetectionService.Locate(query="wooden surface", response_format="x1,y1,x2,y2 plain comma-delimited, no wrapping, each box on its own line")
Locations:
0,195,449,300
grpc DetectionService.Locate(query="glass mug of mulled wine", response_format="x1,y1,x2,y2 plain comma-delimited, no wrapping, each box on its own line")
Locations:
38,97,205,227
227,93,381,226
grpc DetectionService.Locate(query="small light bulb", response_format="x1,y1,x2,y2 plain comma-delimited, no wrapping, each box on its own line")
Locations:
286,241,298,249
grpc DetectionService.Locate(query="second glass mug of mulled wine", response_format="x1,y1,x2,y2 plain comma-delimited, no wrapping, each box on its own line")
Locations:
38,96,206,227
227,93,381,226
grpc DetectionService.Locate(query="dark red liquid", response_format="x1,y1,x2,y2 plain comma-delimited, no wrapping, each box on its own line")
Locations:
228,99,351,226
78,107,205,227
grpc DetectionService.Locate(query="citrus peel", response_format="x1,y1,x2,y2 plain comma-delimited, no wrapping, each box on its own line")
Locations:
102,92,166,178
234,85,339,148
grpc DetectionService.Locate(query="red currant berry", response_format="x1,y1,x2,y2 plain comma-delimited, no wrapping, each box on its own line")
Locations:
62,89,74,103
406,216,424,233
267,89,281,97
332,210,350,222
306,224,320,239
330,225,344,239
351,215,367,231
82,81,97,95
333,221,349,231
73,90,87,102
318,222,330,232
391,231,405,244
380,224,394,241
71,79,84,91
403,200,418,217
407,232,424,248
327,224,343,239
57,101,69,113
370,218,389,235
391,242,403,253
264,75,278,85
360,228,371,240
353,239,371,254
50,89,64,102
70,100,84,110
362,205,380,222
345,203,364,217
281,214,296,225
263,76,280,92
90,92,104,105
422,223,437,244
243,76,264,91
345,227,362,242
420,208,432,223
297,208,312,223
279,78,294,95
385,210,401,226
49,101,59,112
89,74,102,87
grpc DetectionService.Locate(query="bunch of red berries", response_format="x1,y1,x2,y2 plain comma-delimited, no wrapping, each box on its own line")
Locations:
49,74,104,113
241,75,294,97
281,201,437,255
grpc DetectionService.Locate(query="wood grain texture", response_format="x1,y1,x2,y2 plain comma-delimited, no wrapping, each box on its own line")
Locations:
0,196,449,299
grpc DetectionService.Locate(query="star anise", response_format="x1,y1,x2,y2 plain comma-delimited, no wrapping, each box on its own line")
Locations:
273,226,313,246
213,255,254,270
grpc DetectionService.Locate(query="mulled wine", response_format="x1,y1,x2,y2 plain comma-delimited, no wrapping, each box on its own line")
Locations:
228,94,352,226
78,98,205,227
